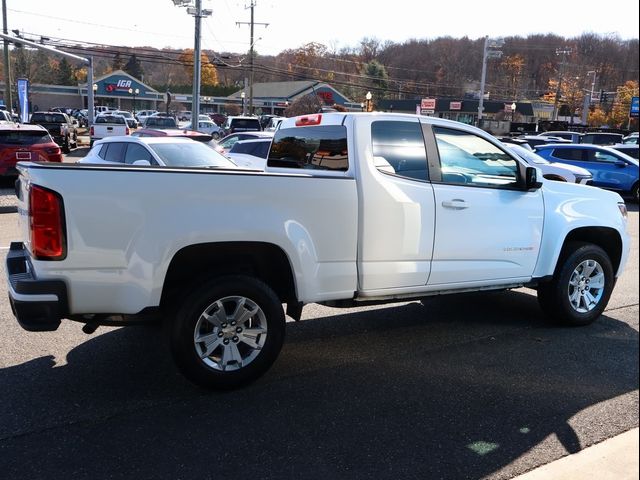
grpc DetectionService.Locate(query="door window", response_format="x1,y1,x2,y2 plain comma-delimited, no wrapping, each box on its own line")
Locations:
588,150,621,163
551,148,584,161
124,144,154,164
102,143,127,163
371,121,428,181
433,127,518,187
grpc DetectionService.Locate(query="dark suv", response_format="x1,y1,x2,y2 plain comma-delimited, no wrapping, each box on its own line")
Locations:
29,111,78,153
222,116,262,137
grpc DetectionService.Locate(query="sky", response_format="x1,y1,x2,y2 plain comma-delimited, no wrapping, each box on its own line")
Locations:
4,0,639,57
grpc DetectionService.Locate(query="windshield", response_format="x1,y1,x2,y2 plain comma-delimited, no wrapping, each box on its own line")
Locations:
0,131,51,145
508,145,550,164
149,141,237,168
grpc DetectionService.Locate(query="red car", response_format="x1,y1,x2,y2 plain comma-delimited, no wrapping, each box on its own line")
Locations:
1,124,63,177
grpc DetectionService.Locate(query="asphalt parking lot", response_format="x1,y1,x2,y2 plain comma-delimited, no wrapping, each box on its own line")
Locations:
0,181,637,480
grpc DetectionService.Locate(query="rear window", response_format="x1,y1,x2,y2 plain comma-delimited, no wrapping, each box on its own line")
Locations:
230,140,271,158
0,131,52,145
230,119,261,131
268,125,348,171
30,113,66,123
96,115,126,125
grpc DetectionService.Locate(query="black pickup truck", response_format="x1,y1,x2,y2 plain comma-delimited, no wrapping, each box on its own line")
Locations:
29,111,78,153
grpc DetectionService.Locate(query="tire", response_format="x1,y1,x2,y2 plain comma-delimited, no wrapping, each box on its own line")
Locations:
170,275,285,389
62,135,71,154
212,132,220,140
537,242,614,326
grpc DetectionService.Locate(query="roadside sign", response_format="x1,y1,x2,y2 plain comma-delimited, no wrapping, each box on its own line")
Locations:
630,96,639,117
450,101,462,110
421,109,435,115
421,98,436,110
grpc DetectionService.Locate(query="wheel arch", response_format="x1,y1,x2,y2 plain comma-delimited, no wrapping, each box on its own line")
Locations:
160,241,297,309
560,227,623,275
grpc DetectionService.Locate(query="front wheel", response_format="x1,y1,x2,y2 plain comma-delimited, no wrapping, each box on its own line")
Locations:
537,242,614,326
170,275,285,389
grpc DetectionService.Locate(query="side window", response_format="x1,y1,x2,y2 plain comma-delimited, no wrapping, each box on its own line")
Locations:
102,143,126,163
552,148,583,161
589,151,621,163
371,121,428,181
268,125,348,171
96,144,108,160
433,127,518,188
124,144,154,165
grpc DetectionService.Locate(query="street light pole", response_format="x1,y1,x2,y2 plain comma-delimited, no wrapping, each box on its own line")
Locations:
2,0,12,112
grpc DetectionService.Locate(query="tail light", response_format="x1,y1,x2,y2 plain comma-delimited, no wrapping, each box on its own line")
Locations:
90,126,94,137
295,114,322,126
29,185,66,260
126,127,130,135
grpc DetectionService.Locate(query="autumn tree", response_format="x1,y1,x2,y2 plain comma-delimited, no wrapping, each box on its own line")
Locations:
178,49,219,87
610,80,639,128
285,93,322,116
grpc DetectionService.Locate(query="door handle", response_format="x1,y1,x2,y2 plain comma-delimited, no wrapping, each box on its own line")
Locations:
441,199,468,210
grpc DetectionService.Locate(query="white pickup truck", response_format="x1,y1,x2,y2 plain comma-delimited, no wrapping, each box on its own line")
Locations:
89,113,130,146
6,112,631,389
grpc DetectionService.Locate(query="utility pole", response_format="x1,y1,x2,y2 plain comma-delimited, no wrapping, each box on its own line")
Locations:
172,1,212,119
477,36,503,126
236,1,268,115
2,0,12,111
0,31,94,124
552,47,572,121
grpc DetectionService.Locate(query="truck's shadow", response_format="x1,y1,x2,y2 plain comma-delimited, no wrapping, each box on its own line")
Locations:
0,290,637,480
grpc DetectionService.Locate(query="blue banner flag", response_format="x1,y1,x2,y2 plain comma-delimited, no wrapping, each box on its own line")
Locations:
17,78,29,123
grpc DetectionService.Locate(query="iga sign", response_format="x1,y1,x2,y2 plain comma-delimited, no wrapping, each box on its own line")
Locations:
421,98,436,110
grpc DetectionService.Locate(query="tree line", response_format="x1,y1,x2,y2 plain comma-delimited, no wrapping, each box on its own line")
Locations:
2,32,638,127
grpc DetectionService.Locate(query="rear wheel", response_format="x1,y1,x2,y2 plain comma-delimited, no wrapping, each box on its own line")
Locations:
537,242,614,326
170,275,285,389
62,135,71,153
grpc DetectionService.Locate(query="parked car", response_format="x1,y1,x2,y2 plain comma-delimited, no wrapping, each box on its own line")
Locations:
142,116,179,129
178,111,192,122
28,111,78,153
0,110,15,124
516,135,572,148
132,128,213,143
622,133,638,145
215,131,274,155
264,116,285,132
1,124,62,177
184,119,223,139
534,144,639,201
222,115,262,136
539,131,584,143
113,110,139,130
611,144,639,159
580,132,624,145
505,144,592,184
209,113,227,126
135,110,158,124
226,138,272,169
77,136,237,169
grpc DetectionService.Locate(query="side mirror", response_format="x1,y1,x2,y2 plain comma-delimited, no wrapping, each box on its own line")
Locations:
132,159,151,166
615,161,627,168
525,166,543,190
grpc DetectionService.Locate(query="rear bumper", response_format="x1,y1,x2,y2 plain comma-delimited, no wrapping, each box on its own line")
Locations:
5,242,68,332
